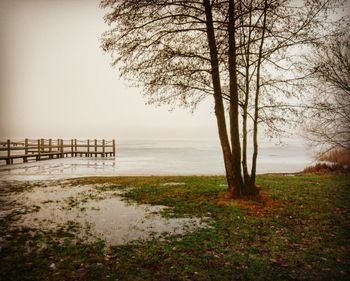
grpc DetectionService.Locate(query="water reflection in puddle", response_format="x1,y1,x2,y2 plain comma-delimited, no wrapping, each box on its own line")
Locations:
12,183,208,245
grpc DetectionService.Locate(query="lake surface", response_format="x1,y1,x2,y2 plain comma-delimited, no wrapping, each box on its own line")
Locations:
0,138,315,181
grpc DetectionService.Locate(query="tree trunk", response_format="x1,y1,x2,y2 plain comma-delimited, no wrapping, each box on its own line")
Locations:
250,0,268,194
228,0,244,197
203,0,236,194
241,1,252,186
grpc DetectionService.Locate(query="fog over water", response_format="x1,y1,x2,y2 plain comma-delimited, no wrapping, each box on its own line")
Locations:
0,138,314,181
0,0,218,140
0,0,316,179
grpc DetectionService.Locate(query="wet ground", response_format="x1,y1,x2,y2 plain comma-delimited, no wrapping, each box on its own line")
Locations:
0,179,208,246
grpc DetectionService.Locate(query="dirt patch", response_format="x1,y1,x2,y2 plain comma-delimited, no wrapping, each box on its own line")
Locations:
216,191,277,216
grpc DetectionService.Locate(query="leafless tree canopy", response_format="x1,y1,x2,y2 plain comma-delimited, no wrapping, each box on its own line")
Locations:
304,32,350,151
101,0,343,197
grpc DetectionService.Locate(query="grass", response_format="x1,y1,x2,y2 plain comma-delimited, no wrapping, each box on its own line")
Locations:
1,173,349,280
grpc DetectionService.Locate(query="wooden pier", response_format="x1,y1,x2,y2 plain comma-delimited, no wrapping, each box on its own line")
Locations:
0,139,116,165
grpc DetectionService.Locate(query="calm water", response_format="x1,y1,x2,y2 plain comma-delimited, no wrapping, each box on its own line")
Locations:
0,138,315,181
6,182,207,245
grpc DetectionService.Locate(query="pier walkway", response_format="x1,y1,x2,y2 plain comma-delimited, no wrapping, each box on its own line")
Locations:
0,139,115,165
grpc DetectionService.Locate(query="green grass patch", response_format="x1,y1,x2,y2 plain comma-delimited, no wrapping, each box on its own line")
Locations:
1,173,349,280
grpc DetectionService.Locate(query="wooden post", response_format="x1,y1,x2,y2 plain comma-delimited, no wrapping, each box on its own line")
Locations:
102,139,105,157
71,139,74,157
24,138,28,162
6,139,11,165
37,139,41,160
41,138,44,153
74,139,77,157
112,139,116,157
49,139,52,158
60,139,64,158
87,139,90,157
94,139,97,156
24,138,28,155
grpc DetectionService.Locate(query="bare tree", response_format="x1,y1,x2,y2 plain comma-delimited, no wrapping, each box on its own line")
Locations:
101,0,340,198
304,31,350,151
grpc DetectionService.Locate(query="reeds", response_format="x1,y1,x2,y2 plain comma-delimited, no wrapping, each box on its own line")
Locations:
318,147,350,166
304,146,350,173
303,163,347,173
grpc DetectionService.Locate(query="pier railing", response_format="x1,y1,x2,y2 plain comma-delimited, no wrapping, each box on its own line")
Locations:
0,139,115,165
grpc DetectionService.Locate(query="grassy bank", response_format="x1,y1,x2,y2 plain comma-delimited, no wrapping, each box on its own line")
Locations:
1,173,349,280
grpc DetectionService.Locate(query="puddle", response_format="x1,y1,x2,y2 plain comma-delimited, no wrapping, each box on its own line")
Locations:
161,182,186,186
6,182,208,245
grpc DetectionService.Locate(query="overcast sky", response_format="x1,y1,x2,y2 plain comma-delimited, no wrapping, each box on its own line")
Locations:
0,0,218,140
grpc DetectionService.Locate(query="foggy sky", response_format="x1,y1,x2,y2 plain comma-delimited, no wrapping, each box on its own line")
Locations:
0,0,218,140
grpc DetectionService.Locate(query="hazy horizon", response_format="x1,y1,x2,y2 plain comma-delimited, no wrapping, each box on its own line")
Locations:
0,0,223,140
0,0,312,148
